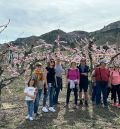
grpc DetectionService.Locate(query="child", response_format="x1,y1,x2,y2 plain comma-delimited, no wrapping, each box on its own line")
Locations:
24,78,36,121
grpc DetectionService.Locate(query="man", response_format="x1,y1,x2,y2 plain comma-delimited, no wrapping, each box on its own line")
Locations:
54,58,64,105
94,59,109,107
32,63,44,117
77,58,89,106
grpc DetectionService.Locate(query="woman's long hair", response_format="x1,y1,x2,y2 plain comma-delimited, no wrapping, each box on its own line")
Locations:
27,78,35,87
47,59,55,68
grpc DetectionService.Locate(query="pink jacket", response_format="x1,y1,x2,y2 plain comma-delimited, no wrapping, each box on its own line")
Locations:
67,68,80,81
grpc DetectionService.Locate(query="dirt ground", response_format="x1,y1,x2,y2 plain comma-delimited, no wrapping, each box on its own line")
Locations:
0,77,120,129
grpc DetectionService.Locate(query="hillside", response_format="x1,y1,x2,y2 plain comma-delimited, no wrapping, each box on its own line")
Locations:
6,20,120,47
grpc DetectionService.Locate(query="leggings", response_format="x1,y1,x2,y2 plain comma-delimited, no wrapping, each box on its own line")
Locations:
112,84,120,104
66,84,78,105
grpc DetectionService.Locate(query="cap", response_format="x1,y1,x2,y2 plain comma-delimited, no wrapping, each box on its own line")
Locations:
100,59,107,64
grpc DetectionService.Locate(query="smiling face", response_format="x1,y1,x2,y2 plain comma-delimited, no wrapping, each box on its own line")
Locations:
29,80,35,86
50,59,55,67
114,66,119,71
71,62,76,68
80,59,86,66
100,62,106,68
36,65,41,70
56,58,60,64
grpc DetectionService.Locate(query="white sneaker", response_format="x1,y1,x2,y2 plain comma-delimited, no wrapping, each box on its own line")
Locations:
49,107,55,112
29,117,33,121
25,115,29,119
42,107,48,113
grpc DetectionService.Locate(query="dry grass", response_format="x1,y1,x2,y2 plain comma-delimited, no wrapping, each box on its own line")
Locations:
0,76,120,129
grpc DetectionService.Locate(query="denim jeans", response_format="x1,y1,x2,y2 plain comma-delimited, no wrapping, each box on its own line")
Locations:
34,89,42,113
43,83,55,107
53,77,62,104
26,100,34,117
96,81,108,106
66,84,78,105
92,84,96,102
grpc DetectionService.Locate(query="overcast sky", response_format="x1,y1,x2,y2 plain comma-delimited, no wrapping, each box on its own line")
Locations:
0,0,120,43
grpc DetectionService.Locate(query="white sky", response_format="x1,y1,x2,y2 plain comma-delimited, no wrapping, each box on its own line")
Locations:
0,0,120,43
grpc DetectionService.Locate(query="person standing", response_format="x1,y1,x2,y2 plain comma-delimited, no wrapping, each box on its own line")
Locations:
32,63,44,117
94,60,109,107
66,61,80,109
24,78,36,121
54,58,64,105
91,64,100,104
77,58,89,106
109,65,120,107
42,59,56,112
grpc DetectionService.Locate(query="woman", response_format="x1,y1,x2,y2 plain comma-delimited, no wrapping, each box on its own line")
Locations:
91,64,99,104
77,58,89,106
42,59,56,112
66,61,80,109
32,63,44,117
109,65,120,107
54,58,64,105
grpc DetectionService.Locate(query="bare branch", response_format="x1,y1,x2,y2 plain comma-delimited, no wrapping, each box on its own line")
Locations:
0,19,10,34
109,52,120,65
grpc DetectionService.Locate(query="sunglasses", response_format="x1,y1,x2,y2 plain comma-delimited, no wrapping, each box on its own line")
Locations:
50,61,55,63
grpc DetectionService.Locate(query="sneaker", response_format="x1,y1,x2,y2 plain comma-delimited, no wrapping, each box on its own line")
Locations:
112,103,118,106
56,102,60,105
29,117,33,121
42,107,48,113
79,100,83,105
74,105,78,109
25,115,29,119
48,107,55,112
92,101,96,105
117,104,120,108
85,101,89,106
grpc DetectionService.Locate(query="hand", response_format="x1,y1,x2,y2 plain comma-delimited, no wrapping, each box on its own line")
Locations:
42,89,44,94
31,96,35,100
33,98,35,103
35,88,38,94
93,82,96,86
81,73,87,76
108,83,111,88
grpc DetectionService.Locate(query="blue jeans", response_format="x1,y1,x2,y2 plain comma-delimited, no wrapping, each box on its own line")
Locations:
96,81,108,106
92,84,96,102
43,83,55,107
53,87,60,104
34,89,42,113
26,101,34,117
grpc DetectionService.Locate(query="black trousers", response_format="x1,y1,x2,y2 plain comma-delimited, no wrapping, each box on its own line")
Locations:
53,77,62,104
112,84,120,104
66,84,78,105
107,87,114,100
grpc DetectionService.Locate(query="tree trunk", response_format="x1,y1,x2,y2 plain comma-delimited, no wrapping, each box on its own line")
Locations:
0,85,2,108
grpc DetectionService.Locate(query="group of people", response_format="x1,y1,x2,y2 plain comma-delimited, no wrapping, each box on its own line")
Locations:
24,58,120,121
